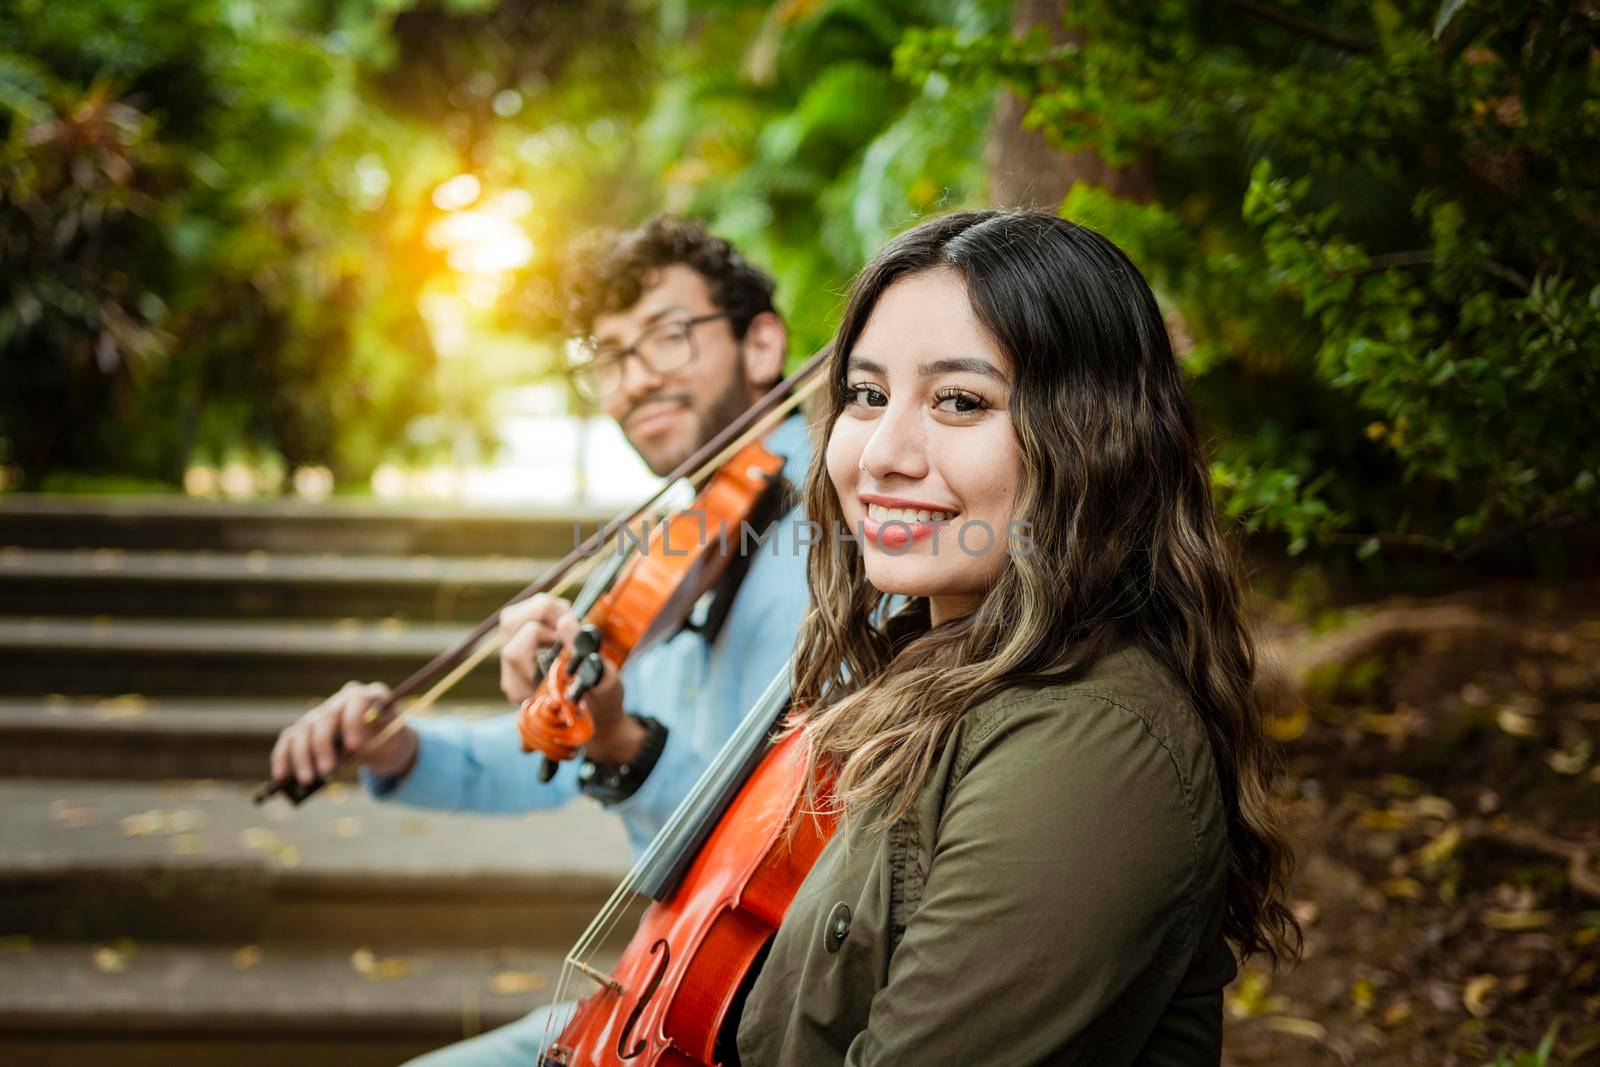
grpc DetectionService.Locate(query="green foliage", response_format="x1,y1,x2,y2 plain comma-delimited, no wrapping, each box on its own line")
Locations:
1,0,650,489
635,0,1009,356
0,0,417,487
897,0,1600,558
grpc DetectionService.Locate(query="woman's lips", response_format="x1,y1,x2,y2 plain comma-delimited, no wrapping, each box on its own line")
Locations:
861,514,954,549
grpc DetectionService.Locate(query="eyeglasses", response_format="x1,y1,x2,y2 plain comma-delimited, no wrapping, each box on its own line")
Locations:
568,313,733,401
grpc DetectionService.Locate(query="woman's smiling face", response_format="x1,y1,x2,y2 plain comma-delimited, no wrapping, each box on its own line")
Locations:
825,268,1022,625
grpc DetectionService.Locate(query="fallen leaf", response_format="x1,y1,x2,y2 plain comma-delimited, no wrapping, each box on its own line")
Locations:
1546,740,1592,776
350,947,414,982
1380,877,1425,900
232,945,263,971
1360,809,1412,831
119,811,166,838
241,828,285,851
1462,974,1498,1017
49,800,95,829
120,809,203,838
170,834,206,855
1349,978,1375,1015
1381,774,1421,797
275,844,301,869
91,943,134,973
1412,795,1455,821
1356,711,1407,736
327,817,364,839
1382,1000,1414,1027
1267,707,1308,742
0,935,34,954
1417,825,1462,871
1496,709,1540,738
93,695,150,721
1264,1017,1327,1041
1225,968,1287,1019
1483,909,1554,931
488,970,547,995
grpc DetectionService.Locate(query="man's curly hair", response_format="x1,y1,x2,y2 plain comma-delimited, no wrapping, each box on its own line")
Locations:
561,215,777,340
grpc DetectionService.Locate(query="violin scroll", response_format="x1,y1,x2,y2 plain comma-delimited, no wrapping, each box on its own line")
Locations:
518,623,609,781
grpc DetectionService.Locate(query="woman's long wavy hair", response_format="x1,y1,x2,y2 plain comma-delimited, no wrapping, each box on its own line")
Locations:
791,210,1301,964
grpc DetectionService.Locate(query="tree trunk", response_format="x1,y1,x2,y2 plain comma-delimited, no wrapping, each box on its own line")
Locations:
985,0,1155,210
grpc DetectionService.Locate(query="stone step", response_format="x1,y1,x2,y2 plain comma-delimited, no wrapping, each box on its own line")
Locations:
0,494,612,558
0,698,507,781
0,778,634,947
0,941,593,1067
0,546,550,622
0,617,504,699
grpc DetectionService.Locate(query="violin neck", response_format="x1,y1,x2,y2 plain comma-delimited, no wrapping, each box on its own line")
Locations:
634,666,794,901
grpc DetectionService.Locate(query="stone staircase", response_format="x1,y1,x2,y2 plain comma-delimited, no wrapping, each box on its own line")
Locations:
0,496,636,1066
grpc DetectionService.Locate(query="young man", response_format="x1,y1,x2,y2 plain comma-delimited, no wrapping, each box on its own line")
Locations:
268,216,813,1065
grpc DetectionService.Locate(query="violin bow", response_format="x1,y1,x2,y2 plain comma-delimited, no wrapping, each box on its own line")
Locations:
254,348,829,805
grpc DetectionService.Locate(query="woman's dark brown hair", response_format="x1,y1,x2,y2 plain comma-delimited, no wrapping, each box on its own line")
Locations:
792,210,1302,965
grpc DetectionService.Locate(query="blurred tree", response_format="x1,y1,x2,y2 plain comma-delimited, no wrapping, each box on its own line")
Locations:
896,0,1600,560
0,0,380,488
0,0,647,491
632,0,1010,355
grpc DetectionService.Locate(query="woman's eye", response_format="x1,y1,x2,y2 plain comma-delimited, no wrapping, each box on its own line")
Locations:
934,389,986,414
845,384,887,408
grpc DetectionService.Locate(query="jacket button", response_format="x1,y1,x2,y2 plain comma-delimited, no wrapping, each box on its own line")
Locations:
824,902,852,953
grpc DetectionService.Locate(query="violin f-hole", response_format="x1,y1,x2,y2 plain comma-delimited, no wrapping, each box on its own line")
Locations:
617,938,670,1060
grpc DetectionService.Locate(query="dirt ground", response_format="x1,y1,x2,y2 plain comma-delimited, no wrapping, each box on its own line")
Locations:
1221,578,1600,1066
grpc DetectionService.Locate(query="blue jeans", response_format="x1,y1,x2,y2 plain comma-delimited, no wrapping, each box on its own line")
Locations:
405,1001,577,1067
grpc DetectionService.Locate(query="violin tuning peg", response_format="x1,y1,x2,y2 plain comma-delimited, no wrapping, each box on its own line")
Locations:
572,624,602,659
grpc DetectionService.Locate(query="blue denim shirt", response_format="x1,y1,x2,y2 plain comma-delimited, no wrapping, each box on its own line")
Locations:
364,415,813,856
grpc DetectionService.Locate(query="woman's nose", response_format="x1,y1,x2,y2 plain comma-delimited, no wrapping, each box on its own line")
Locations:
858,399,929,482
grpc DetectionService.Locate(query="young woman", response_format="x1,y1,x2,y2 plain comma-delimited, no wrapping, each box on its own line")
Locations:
734,211,1301,1064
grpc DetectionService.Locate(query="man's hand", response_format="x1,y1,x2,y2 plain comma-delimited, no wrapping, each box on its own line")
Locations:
498,593,571,705
499,594,643,765
270,681,417,787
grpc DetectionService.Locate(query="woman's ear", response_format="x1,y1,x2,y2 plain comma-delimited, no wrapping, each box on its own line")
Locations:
739,310,788,391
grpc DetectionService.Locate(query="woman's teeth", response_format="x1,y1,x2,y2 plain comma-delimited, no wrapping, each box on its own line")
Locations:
866,504,955,524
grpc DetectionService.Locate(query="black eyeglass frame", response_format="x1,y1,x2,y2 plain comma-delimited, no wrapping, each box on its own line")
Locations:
569,312,734,401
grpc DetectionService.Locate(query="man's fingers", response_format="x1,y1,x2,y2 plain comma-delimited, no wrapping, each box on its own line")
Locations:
286,727,317,786
501,619,561,703
270,732,289,784
499,594,572,637
307,707,342,777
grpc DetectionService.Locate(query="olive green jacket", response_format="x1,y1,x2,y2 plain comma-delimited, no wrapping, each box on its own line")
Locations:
735,645,1237,1066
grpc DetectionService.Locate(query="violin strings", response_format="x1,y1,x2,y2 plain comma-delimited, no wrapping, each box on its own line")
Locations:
553,659,796,1016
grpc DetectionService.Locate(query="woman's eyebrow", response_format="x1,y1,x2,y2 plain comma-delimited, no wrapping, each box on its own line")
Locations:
918,356,1010,384
845,354,886,376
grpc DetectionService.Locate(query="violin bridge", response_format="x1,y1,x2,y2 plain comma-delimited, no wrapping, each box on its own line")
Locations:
573,959,625,996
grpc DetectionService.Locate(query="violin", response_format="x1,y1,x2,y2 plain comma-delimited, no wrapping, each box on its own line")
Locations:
537,669,835,1067
514,436,787,778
